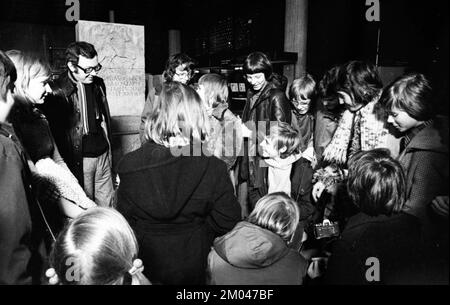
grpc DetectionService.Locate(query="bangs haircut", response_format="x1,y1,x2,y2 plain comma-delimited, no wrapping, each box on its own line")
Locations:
0,50,17,101
289,74,316,101
380,73,433,121
269,122,302,159
6,50,50,99
338,61,383,106
198,73,229,108
145,81,209,145
50,207,138,285
248,192,300,243
243,52,273,80
347,149,406,216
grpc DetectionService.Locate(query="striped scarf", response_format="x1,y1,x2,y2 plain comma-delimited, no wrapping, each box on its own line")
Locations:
76,81,90,135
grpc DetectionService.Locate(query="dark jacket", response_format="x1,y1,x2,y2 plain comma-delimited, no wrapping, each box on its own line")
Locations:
239,80,291,192
207,221,308,285
116,141,241,285
324,212,433,285
10,96,59,163
0,123,46,284
313,102,343,168
399,124,449,224
290,108,315,222
40,72,113,186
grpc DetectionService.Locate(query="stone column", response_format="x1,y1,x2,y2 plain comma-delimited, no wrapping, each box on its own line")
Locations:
283,0,308,87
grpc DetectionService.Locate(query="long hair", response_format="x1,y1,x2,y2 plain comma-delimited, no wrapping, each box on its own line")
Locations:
50,208,139,285
145,82,209,146
198,73,229,108
5,50,50,102
337,60,383,106
248,192,300,243
347,149,406,216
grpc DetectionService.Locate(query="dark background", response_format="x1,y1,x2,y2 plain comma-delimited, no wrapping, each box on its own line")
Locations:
0,0,448,114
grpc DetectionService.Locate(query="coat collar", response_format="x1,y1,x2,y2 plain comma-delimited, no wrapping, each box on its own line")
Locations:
404,124,448,154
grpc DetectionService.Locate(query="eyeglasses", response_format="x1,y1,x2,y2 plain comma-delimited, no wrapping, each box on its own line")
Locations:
76,63,102,74
292,98,311,107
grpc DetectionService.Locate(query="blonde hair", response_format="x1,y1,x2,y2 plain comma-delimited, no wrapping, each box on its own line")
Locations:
269,122,302,158
198,73,229,108
145,82,209,145
289,74,316,101
247,192,300,242
5,50,50,101
50,207,139,285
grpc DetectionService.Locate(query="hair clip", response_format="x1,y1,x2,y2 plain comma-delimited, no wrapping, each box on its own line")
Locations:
45,267,60,285
128,258,144,276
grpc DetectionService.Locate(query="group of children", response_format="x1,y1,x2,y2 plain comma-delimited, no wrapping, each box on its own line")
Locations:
1,47,448,285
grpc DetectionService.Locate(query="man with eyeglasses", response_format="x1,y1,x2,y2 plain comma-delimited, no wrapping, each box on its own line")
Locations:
139,53,195,143
40,41,114,207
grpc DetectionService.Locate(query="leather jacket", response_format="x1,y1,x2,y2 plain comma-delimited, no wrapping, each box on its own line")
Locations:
239,80,292,190
40,72,113,187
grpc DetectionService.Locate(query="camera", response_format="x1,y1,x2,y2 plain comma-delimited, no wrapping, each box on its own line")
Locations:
314,219,340,239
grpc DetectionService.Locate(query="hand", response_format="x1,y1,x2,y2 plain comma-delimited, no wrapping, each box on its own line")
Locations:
307,257,329,279
431,196,449,218
312,181,326,202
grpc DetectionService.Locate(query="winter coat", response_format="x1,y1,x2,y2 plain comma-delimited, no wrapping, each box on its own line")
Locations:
0,123,46,284
116,141,241,285
398,123,448,242
206,221,308,285
324,212,431,284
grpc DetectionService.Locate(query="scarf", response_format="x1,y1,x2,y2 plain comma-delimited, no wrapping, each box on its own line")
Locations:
323,99,388,165
76,81,90,135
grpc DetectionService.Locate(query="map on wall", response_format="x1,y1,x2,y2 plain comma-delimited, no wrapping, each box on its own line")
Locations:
75,20,145,117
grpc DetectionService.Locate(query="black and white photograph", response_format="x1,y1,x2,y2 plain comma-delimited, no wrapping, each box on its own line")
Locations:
0,0,448,297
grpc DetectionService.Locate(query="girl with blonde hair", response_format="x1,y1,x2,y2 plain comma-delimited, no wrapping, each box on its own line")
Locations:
6,50,96,224
117,82,241,284
46,207,150,285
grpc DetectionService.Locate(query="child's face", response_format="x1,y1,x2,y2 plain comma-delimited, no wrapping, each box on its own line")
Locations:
260,136,281,158
387,107,420,133
292,97,310,115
